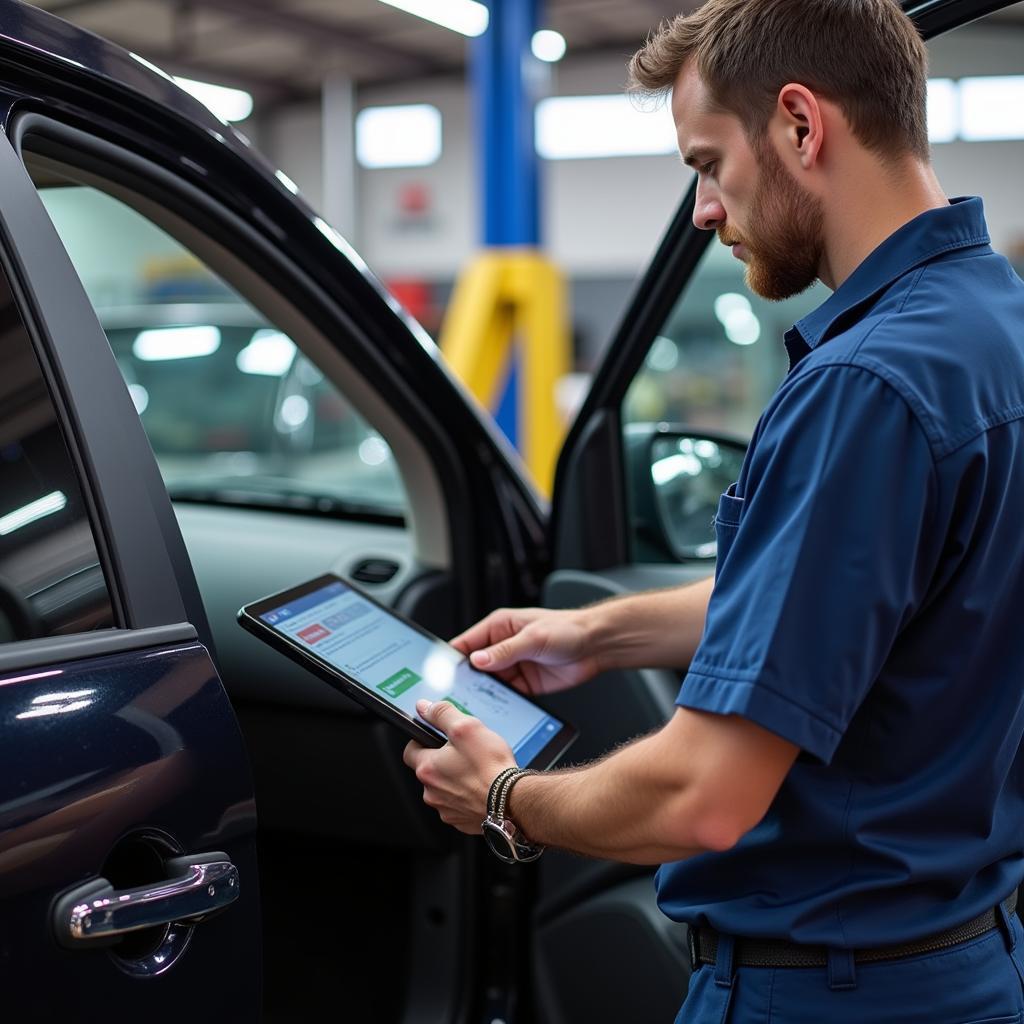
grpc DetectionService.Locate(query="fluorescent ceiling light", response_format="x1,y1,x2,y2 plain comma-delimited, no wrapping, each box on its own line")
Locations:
532,29,566,63
536,95,677,160
173,76,253,123
927,79,957,144
0,491,68,535
134,326,221,361
377,0,488,36
237,329,297,377
356,104,442,168
959,76,1024,141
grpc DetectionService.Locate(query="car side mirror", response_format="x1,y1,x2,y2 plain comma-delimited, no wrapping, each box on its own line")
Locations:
624,424,747,561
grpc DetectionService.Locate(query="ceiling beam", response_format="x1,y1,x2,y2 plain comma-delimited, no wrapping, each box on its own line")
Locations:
147,0,453,77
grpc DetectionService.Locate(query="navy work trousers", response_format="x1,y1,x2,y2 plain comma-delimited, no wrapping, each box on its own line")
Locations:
676,905,1024,1023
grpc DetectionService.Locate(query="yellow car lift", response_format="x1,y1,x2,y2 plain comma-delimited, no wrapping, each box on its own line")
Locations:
441,249,568,495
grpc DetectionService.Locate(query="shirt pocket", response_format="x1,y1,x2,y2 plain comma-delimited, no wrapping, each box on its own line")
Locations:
713,485,745,573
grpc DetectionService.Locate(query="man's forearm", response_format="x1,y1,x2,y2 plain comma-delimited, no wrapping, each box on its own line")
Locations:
503,707,797,866
505,720,713,865
587,575,714,674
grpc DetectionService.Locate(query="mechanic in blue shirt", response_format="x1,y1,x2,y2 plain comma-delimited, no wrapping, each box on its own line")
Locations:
403,0,1024,1019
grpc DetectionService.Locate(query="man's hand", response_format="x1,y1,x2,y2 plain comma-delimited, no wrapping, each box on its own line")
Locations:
403,698,517,834
450,606,601,696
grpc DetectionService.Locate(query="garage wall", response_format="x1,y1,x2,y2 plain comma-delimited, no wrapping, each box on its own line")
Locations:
255,20,1024,284
249,15,1024,373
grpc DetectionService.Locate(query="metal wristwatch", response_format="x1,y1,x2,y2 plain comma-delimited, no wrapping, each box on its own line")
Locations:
481,767,544,864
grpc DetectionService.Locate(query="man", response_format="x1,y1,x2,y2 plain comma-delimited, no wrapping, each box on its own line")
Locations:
403,0,1024,1018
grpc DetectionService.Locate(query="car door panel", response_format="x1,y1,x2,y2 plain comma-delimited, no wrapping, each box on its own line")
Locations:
0,636,259,1017
0,119,261,1014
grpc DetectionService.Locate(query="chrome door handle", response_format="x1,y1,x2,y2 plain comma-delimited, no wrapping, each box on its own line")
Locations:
54,852,239,947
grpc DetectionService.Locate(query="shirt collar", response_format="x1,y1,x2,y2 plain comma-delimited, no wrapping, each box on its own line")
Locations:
787,196,991,359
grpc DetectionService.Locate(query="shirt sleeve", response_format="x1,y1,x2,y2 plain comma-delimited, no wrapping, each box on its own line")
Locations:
679,363,938,763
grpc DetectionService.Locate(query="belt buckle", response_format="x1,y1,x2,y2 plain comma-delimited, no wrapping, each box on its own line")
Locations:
687,926,699,972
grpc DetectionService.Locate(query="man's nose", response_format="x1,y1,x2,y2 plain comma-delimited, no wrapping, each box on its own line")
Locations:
693,184,726,232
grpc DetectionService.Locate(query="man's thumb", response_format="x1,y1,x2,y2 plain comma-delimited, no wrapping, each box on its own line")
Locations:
469,631,539,671
416,698,464,734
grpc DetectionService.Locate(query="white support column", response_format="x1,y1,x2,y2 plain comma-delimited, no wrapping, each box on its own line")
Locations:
322,72,357,243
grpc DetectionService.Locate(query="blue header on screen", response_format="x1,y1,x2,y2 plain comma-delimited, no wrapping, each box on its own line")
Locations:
259,581,348,624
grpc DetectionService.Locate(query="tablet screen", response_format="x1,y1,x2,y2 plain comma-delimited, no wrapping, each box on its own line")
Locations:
257,579,566,766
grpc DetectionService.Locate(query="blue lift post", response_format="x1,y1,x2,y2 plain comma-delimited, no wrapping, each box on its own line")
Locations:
472,0,539,447
441,0,570,493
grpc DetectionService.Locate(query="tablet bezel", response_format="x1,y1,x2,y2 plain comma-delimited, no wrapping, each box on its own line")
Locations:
237,572,578,769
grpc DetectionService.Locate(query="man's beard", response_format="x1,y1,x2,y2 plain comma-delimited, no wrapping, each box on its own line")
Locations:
719,140,825,301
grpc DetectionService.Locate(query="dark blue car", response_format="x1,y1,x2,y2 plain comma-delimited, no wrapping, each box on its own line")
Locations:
0,0,1016,1018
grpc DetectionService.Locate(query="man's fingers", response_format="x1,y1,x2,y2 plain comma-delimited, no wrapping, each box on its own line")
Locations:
450,610,511,655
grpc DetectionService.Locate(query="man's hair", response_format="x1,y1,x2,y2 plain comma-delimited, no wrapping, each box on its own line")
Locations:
628,0,930,161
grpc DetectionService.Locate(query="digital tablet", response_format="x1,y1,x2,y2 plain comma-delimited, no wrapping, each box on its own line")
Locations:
237,573,577,770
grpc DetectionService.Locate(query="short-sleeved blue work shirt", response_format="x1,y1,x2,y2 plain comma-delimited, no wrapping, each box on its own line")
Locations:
656,197,1024,948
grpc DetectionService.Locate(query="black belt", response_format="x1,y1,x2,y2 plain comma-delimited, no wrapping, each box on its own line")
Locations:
689,891,1018,970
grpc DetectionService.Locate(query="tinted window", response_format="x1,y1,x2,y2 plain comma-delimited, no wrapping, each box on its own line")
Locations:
0,265,114,640
31,178,406,518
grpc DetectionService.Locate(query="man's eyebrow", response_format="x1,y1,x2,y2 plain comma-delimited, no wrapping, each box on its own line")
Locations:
682,146,717,168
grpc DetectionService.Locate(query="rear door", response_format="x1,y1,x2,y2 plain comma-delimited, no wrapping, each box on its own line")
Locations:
0,127,259,1017
535,1,1024,1020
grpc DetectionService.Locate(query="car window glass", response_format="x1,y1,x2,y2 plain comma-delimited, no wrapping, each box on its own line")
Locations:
0,261,115,640
624,243,825,439
32,180,407,518
621,5,1024,565
622,238,825,564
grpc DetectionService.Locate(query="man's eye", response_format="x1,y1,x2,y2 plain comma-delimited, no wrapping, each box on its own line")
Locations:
702,161,718,178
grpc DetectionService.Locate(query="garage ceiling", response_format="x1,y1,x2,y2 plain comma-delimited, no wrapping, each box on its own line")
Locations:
24,0,1024,112
25,0,699,107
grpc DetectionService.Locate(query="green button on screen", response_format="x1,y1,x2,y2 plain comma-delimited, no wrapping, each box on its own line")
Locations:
378,668,422,698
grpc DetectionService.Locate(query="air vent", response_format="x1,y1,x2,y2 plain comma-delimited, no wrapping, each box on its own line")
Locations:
350,558,400,584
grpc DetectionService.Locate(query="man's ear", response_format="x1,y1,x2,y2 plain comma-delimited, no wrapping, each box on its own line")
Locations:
776,83,824,169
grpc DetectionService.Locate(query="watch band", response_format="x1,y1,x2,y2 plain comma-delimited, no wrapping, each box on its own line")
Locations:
487,766,519,817
483,767,545,863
